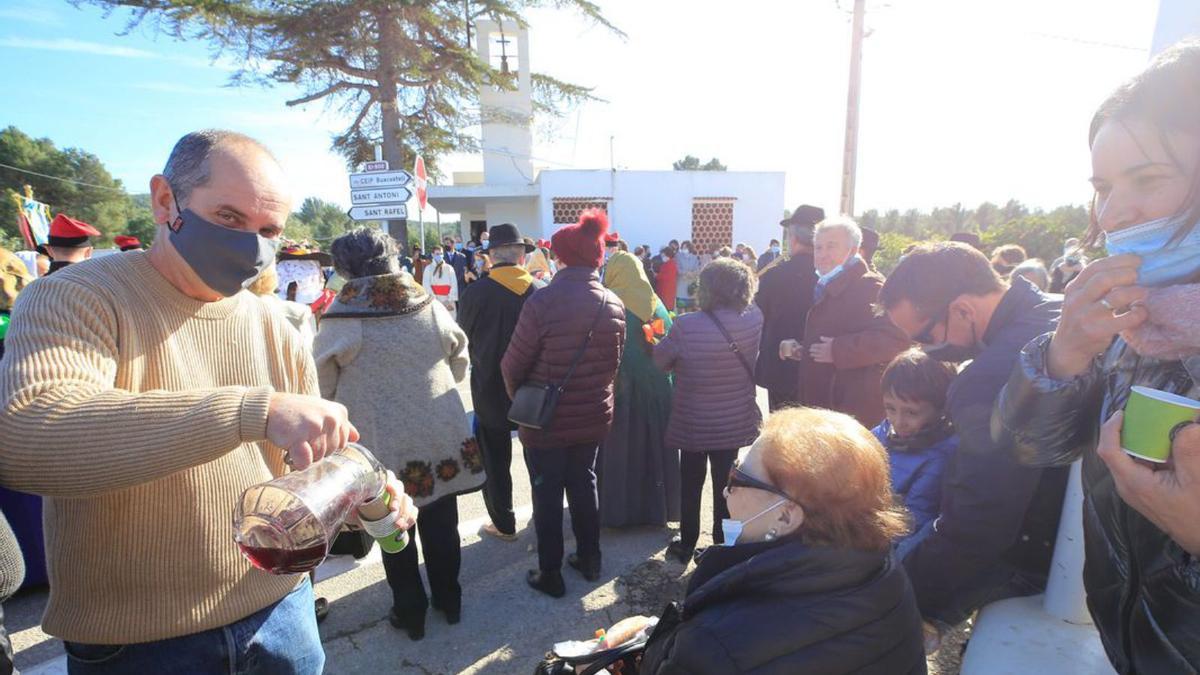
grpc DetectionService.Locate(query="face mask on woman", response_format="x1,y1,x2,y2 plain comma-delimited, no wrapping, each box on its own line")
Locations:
1105,215,1200,287
432,253,444,264
721,499,786,546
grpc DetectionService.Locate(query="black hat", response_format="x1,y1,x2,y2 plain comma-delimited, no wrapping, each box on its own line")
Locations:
780,204,825,228
489,223,536,252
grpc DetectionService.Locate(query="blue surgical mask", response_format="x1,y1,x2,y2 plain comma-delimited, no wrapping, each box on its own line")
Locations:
454,243,464,251
433,253,444,264
770,245,781,255
720,499,786,546
169,197,277,297
1105,215,1200,288
481,240,490,250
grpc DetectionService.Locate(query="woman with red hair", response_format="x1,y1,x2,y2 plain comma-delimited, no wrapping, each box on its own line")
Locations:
634,407,925,673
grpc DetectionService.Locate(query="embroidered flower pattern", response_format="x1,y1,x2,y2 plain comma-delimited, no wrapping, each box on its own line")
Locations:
436,459,461,482
400,460,435,498
460,438,484,474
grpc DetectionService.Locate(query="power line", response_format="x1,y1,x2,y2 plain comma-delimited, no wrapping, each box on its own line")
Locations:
0,161,127,193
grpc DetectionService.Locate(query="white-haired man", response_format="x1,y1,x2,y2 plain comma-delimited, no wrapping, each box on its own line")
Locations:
781,217,910,426
0,130,416,673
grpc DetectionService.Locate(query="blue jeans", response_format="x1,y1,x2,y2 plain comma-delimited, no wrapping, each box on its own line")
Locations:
64,578,324,675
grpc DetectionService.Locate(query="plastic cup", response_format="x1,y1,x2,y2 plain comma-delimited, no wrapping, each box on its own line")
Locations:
1121,386,1200,463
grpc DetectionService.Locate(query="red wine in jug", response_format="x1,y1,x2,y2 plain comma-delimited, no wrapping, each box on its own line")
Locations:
239,542,327,575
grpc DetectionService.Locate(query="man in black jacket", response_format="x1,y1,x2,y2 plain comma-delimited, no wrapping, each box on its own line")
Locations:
879,242,1069,643
754,205,822,411
457,224,542,540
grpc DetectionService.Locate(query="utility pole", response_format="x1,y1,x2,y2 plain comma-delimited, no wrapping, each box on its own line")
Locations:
839,0,866,217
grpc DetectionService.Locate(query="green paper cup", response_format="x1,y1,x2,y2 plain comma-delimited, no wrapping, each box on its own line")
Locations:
1121,386,1200,463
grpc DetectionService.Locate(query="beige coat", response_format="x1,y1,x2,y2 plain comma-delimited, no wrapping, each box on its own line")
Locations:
315,272,483,507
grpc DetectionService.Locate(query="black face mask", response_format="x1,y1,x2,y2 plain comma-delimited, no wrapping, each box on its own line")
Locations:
922,320,980,363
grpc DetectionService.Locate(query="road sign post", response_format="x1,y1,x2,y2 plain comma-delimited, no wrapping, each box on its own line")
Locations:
347,204,409,222
414,156,428,249
349,164,415,239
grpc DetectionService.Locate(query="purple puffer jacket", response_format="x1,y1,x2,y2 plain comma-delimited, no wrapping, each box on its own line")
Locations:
654,306,763,452
501,266,626,450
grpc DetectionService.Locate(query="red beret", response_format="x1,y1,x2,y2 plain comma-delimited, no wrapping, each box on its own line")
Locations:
551,209,609,269
48,214,100,248
114,235,143,251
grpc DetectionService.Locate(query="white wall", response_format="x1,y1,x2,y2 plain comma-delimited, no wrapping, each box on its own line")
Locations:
536,170,785,252
485,201,540,238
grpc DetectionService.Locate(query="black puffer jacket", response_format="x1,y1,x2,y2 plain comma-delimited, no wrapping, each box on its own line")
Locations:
998,334,1200,673
638,539,926,675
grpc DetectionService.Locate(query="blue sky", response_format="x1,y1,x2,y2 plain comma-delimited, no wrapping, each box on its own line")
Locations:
0,0,1168,220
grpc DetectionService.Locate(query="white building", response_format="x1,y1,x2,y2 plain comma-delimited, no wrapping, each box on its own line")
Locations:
429,21,785,254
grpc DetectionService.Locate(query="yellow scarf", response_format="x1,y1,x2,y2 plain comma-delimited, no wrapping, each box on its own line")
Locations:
488,265,535,296
603,251,656,322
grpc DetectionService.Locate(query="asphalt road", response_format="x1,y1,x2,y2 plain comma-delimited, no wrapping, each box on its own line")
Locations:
7,378,720,674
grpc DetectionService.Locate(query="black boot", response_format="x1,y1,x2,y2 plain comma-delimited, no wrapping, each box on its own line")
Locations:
389,607,427,640
666,536,694,565
526,569,566,598
431,597,462,625
566,553,601,582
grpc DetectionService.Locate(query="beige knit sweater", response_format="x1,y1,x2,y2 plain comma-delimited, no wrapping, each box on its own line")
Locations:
0,252,315,644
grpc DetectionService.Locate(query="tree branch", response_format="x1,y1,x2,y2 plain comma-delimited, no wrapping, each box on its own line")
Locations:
285,81,376,107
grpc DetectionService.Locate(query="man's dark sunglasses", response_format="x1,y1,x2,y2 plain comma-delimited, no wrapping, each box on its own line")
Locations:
727,460,797,504
913,307,949,346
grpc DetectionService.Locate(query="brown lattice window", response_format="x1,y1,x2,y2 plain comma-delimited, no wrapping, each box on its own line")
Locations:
691,198,736,254
552,197,609,224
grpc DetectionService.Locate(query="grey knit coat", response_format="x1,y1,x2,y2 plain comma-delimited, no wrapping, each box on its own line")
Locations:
315,272,484,507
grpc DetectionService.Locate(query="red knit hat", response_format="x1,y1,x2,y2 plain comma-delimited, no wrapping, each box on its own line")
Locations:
552,209,609,268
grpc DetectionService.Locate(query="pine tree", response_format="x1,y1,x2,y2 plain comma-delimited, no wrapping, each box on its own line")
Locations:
82,0,622,244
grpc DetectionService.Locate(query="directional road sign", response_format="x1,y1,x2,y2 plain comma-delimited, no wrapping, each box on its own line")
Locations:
347,204,409,222
349,170,413,190
349,186,413,205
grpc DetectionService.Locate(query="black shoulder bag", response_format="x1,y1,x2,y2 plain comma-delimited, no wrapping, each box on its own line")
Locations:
508,297,609,429
705,310,755,379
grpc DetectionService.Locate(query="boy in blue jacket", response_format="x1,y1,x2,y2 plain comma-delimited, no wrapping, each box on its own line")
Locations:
871,349,958,558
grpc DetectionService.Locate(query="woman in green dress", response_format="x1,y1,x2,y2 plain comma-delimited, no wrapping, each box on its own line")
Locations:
598,250,678,527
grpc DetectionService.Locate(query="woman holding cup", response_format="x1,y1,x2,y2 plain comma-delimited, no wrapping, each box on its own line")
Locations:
997,40,1200,672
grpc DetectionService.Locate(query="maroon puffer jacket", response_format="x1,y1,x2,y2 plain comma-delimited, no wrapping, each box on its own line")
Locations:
502,266,626,449
654,306,763,452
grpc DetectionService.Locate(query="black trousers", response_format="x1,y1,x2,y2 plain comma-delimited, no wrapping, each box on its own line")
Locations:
476,423,516,534
524,445,601,572
380,496,461,615
679,449,738,549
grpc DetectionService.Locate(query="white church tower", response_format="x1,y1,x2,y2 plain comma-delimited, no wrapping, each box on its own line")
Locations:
476,20,534,185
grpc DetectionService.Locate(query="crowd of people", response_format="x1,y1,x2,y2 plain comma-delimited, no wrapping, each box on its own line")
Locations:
0,37,1197,675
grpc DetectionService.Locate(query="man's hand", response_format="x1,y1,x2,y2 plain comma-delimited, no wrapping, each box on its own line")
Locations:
266,393,360,470
1097,411,1200,557
809,336,835,364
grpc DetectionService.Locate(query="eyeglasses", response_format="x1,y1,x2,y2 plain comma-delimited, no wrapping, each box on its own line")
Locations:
725,460,797,503
913,308,949,346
